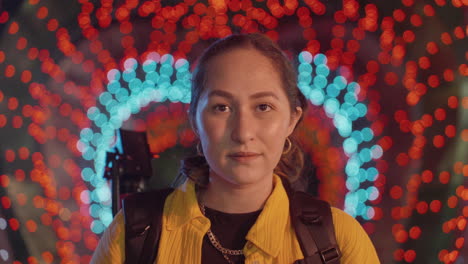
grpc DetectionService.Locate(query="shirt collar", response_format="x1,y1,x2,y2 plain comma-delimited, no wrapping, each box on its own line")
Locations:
165,173,291,258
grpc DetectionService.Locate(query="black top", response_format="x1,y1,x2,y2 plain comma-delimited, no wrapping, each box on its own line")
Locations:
201,206,262,264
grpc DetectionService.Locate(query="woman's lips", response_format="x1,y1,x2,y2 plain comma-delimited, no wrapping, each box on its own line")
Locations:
228,153,261,162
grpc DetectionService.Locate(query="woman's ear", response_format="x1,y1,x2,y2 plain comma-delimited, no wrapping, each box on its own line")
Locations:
288,106,303,136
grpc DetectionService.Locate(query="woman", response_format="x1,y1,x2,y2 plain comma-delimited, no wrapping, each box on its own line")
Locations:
91,33,380,264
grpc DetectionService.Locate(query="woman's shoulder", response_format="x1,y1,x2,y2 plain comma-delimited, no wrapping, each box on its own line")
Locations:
329,207,381,264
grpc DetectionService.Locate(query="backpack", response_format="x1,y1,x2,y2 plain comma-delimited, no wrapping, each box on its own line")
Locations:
122,188,341,264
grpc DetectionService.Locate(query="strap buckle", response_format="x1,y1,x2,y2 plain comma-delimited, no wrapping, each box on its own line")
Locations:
320,247,340,263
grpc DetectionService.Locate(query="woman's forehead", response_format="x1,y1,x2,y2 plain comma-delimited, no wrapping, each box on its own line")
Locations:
203,48,284,95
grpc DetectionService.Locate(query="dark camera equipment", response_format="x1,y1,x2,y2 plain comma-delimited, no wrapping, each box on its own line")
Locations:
103,129,153,216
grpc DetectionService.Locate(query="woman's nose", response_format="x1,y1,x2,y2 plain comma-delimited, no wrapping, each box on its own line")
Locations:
230,108,255,143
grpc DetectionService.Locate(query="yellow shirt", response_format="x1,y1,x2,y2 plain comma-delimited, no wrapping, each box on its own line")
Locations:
91,174,380,264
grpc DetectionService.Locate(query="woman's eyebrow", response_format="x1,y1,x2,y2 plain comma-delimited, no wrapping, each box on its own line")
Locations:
208,90,280,100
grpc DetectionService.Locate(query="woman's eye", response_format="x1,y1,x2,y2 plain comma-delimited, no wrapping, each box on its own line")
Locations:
213,104,230,112
257,104,272,112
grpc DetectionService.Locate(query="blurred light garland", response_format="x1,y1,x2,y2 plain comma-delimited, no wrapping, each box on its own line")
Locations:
80,51,383,232
78,53,191,233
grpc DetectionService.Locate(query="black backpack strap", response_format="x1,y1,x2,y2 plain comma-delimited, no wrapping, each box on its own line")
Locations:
291,191,341,264
123,188,173,264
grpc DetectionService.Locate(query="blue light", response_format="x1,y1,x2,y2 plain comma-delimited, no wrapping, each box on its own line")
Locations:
168,87,183,102
107,69,121,82
115,88,129,102
313,75,327,89
298,72,312,84
309,89,325,105
99,210,113,227
142,60,156,73
175,58,189,71
355,103,367,117
298,63,313,74
146,71,159,82
141,81,155,92
366,167,379,181
298,51,313,63
81,167,95,182
158,76,171,87
334,114,352,137
356,189,368,202
351,130,363,144
358,168,367,182
359,148,372,162
129,78,142,92
83,148,95,161
89,204,101,218
345,157,361,177
347,107,360,121
361,127,374,142
313,53,327,65
106,100,118,113
122,69,136,82
96,187,111,202
324,98,339,115
80,128,94,141
95,113,108,127
160,64,174,76
365,206,375,220
161,54,174,65
128,98,141,114
371,145,383,159
367,186,379,201
298,83,311,96
333,76,347,89
344,92,357,105
347,82,360,93
124,58,138,71
91,220,105,234
326,84,340,97
91,133,102,147
316,64,330,76
87,106,100,120
346,177,360,191
343,137,358,155
99,92,113,106
107,80,121,94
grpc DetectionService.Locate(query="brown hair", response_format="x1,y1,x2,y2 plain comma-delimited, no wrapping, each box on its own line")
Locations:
174,33,309,187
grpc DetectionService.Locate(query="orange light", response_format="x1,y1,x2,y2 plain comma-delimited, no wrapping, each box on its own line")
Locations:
433,135,445,148
430,200,442,212
409,226,421,239
5,64,15,77
47,19,59,31
453,26,465,39
416,201,428,214
445,125,456,138
423,5,435,16
439,171,451,184
0,11,9,24
21,70,32,83
426,42,439,54
8,21,19,34
36,6,49,19
26,220,38,232
410,14,422,27
0,114,5,128
418,56,430,69
441,32,453,45
404,250,416,263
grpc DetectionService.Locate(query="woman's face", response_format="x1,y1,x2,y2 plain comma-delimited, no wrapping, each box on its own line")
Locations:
194,47,302,188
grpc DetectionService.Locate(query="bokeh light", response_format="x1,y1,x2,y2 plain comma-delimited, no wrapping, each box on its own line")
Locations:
0,0,466,263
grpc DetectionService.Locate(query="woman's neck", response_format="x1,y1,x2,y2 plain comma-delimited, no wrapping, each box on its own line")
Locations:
198,173,274,214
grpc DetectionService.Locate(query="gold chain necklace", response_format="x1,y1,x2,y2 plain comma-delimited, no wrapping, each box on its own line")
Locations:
199,202,244,264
